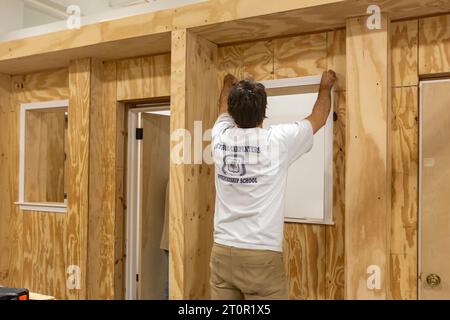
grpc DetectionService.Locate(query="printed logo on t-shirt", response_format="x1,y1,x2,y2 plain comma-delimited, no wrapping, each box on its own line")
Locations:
222,155,246,177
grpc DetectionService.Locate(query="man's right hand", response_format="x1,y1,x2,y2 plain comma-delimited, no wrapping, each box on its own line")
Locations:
219,74,238,114
307,70,337,134
320,70,337,91
223,74,238,87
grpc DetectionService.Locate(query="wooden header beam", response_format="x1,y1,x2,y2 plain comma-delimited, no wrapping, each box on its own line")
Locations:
1,0,450,74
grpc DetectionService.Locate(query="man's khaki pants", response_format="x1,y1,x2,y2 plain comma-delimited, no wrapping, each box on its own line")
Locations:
210,243,288,300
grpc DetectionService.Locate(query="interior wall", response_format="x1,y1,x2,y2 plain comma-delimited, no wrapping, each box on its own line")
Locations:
389,12,450,300
117,53,171,101
214,13,449,300
5,68,69,299
0,11,448,300
0,52,171,299
217,30,347,300
87,53,171,300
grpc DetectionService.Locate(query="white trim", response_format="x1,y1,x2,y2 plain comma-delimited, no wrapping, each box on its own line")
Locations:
260,75,322,89
261,75,334,226
284,217,335,225
418,81,424,300
0,0,207,42
125,110,140,300
19,100,69,212
16,202,67,213
417,78,450,300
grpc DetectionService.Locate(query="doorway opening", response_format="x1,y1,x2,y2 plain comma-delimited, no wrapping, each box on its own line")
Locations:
419,78,450,300
125,101,170,300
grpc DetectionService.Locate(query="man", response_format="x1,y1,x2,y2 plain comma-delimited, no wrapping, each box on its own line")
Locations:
210,70,336,300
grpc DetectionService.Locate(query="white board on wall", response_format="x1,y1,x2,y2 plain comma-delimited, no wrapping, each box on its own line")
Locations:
262,76,333,225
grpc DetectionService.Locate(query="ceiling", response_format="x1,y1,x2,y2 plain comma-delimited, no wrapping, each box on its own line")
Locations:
0,0,204,32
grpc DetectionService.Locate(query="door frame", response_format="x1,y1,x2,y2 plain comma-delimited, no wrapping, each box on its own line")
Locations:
125,104,170,300
418,78,450,299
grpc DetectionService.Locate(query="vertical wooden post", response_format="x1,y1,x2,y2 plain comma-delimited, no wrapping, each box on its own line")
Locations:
67,58,103,299
345,14,391,299
87,61,121,300
0,73,12,284
169,30,219,299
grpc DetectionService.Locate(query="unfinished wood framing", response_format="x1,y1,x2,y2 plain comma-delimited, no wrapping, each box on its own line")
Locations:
389,19,419,300
345,14,391,299
117,54,171,101
390,86,418,300
86,60,118,300
1,0,450,301
6,69,69,299
66,58,97,299
0,73,12,285
419,14,450,76
3,0,450,75
170,30,219,299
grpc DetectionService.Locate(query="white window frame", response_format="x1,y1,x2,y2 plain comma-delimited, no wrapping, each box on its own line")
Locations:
260,75,334,225
16,99,69,213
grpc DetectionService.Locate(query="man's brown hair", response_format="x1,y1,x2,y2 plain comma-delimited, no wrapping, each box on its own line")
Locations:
228,79,267,128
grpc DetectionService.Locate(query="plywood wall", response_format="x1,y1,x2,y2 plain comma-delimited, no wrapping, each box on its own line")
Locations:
2,11,450,300
383,13,450,300
419,14,450,76
117,53,171,101
6,68,69,299
0,53,171,299
212,13,447,300
218,30,346,300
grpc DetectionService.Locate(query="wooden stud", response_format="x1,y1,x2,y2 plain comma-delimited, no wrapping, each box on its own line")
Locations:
325,91,346,299
114,102,126,300
66,59,96,299
327,29,346,91
169,30,219,299
345,14,391,299
0,73,12,285
86,60,118,300
169,29,187,300
390,87,418,300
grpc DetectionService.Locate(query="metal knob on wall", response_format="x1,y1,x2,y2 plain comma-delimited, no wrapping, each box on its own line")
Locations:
426,273,441,288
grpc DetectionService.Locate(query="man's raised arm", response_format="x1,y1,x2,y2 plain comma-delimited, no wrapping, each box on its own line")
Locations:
306,70,337,134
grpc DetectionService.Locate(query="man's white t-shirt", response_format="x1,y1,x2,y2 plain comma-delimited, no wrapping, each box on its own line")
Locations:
212,113,314,252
